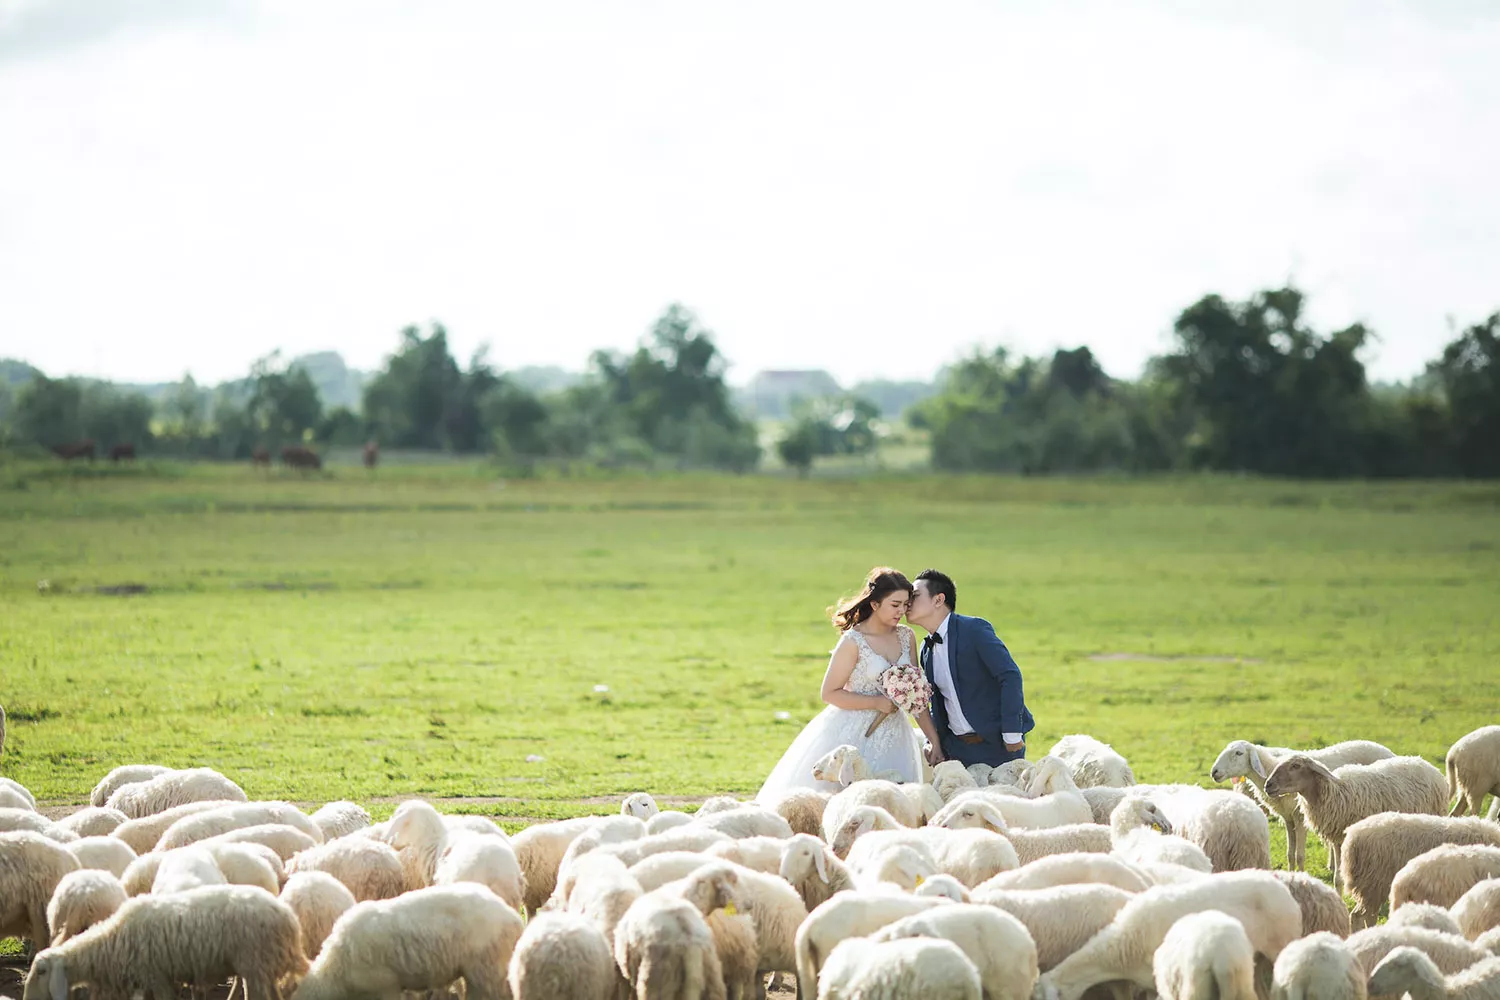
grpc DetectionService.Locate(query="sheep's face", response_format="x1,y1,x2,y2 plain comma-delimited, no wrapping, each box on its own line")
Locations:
780,835,828,884
621,794,659,820
23,952,66,1000
938,802,1005,833
1264,756,1323,797
386,802,444,847
685,865,738,913
1210,741,1259,783
831,815,873,859
1368,946,1439,996
914,874,968,903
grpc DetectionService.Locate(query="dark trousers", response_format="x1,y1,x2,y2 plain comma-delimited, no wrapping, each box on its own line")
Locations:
940,731,1026,768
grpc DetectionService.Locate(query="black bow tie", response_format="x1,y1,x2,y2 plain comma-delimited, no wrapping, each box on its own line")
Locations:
923,632,943,650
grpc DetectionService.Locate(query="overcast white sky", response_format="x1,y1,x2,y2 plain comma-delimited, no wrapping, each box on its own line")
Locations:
2,0,1497,387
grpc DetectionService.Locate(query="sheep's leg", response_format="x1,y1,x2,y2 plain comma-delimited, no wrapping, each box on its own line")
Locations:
1487,793,1499,822
1327,840,1341,893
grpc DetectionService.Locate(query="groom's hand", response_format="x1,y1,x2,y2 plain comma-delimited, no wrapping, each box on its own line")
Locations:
1004,740,1025,753
924,744,945,766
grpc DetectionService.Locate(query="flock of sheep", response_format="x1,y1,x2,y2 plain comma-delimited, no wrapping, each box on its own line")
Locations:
1,721,1500,1000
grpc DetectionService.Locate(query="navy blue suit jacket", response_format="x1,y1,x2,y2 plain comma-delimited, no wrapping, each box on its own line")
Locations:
923,612,1035,743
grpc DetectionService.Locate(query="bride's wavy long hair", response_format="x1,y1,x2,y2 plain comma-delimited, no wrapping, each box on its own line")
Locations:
829,566,912,632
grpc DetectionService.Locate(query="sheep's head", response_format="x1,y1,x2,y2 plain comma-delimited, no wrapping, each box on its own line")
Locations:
385,800,446,848
1111,796,1172,836
1027,756,1080,796
1210,740,1267,783
1369,946,1445,996
831,808,884,859
871,845,935,892
620,793,659,820
991,759,1034,788
682,862,740,915
934,797,1008,834
812,745,862,786
965,763,994,787
779,833,830,885
695,796,742,816
932,761,978,802
914,872,969,902
1263,755,1335,797
24,950,68,1000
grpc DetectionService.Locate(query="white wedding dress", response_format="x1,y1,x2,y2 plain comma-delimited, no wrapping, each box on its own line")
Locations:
755,627,926,804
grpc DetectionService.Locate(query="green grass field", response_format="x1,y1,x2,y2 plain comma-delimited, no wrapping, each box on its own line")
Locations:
3,459,1499,883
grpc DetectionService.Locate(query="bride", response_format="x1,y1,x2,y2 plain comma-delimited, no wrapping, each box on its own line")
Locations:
756,567,944,803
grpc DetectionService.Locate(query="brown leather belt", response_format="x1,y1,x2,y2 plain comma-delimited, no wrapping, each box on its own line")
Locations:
957,733,985,745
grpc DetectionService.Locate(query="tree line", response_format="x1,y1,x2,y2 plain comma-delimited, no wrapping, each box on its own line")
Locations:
1,289,1495,478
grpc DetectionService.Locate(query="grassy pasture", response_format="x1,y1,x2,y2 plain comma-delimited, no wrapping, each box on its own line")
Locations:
3,460,1499,885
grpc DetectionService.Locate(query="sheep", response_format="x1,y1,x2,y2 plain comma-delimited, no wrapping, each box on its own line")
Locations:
648,811,698,834
1264,754,1449,891
552,825,729,910
564,851,644,944
45,869,127,946
89,764,172,808
25,885,307,1000
104,767,248,819
1391,903,1467,937
971,756,1092,829
630,851,724,892
622,792,660,819
0,809,74,842
1340,814,1500,929
1271,869,1352,937
283,837,405,901
930,796,1113,864
693,805,795,840
1108,796,1213,872
967,763,995,787
1050,734,1136,789
934,760,981,803
1478,926,1500,956
978,852,1151,894
686,859,806,983
649,865,759,998
1394,845,1500,911
152,846,227,893
432,832,525,911
1270,931,1367,1000
1121,784,1274,873
204,842,280,894
1,830,81,947
1210,739,1395,871
840,813,1021,886
0,786,35,811
156,801,322,851
1369,945,1500,1000
970,884,1133,971
110,799,241,853
822,780,920,842
1454,880,1500,940
194,823,319,861
868,901,1039,1000
378,799,450,891
794,890,949,997
901,781,948,824
1134,861,1215,885
706,835,787,874
1033,871,1303,1000
781,832,856,912
852,843,938,892
445,814,508,840
55,807,128,839
811,743,905,787
67,837,138,878
1449,727,1500,820
1347,924,1493,984
279,871,355,960
1152,910,1257,1000
291,884,524,1000
507,910,618,1000
817,936,982,999
554,815,650,878
612,893,726,1000
308,800,371,840
1082,786,1129,825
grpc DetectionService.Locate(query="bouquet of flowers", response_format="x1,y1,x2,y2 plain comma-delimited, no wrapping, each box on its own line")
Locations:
865,662,934,737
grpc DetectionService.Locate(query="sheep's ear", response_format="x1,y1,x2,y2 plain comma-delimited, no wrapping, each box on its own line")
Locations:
1250,749,1268,779
49,960,69,1000
837,755,856,787
813,846,829,884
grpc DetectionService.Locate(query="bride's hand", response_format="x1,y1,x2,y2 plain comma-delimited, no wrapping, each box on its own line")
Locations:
872,695,896,715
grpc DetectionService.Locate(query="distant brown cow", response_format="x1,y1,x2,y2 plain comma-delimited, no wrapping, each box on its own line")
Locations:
52,440,96,461
363,440,379,470
251,446,271,468
110,443,136,462
281,445,322,470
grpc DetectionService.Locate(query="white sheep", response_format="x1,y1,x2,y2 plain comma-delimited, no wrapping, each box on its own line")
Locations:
66,837,138,878
45,869,127,946
1448,726,1500,820
930,796,1113,864
780,833,856,912
1265,754,1449,891
1394,845,1500,911
966,763,995,787
1152,909,1257,1000
648,811,697,834
1108,796,1212,872
970,883,1133,971
840,812,1020,886
445,814,508,840
1391,903,1467,937
1270,931,1367,1000
433,832,525,912
283,836,405,902
706,835,786,874
869,901,1038,1000
934,760,981,803
794,890,948,994
379,799,450,891
105,767,247,819
88,765,172,808
280,871,355,960
1370,945,1500,1000
156,801,322,851
110,799,241,853
763,788,831,838
291,884,524,1000
1454,880,1500,941
612,893,726,1000
978,852,1151,894
552,825,727,910
0,830,81,947
194,823,319,862
152,846,227,893
564,851,644,945
817,936,981,1000
852,843,938,892
204,842,281,894
55,807,128,839
308,800,371,841
0,809,74,843
697,796,744,815
553,815,650,881
1347,924,1493,985
1271,869,1352,937
1210,739,1395,871
1081,786,1129,825
822,781,920,842
629,851,724,892
622,792,660,819
972,756,1092,829
1034,871,1302,1000
688,859,806,983
693,805,795,840
1050,734,1136,788
1121,783,1273,873
0,785,35,811
1340,814,1500,929
648,864,758,998
507,910,619,1000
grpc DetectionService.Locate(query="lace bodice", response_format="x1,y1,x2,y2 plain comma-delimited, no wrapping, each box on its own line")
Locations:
845,627,913,696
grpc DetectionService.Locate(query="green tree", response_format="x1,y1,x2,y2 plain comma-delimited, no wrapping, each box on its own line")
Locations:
776,421,818,476
246,354,324,448
362,325,465,450
12,376,85,446
1428,313,1500,477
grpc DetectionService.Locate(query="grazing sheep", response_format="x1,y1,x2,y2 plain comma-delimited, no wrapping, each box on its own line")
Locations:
978,852,1151,894
1265,754,1449,891
1271,931,1367,1000
795,891,948,997
817,936,982,999
0,809,74,842
649,865,758,998
648,811,697,834
841,816,1021,887
194,822,319,861
1390,903,1466,937
688,860,806,983
89,765,172,808
564,852,644,945
507,911,618,1000
852,843,938,892
612,893,726,1000
204,842,280,894
970,884,1133,971
66,837,138,879
970,756,1092,829
1210,739,1395,871
1448,727,1500,820
693,805,795,840
931,796,1113,864
1454,880,1500,940
56,807,128,839
1128,784,1274,873
309,801,371,840
110,799,241,853
1369,945,1500,1000
869,902,1039,1000
1340,814,1500,929
157,801,322,851
378,799,450,891
291,884,524,1000
283,837,405,902
0,777,35,809
629,851,723,892
822,781,921,842
552,826,729,911
1271,869,1353,937
0,830,81,947
279,871,355,960
152,846,227,893
433,832,525,911
1394,845,1500,911
781,833,856,912
1050,734,1137,789
105,767,247,819
1347,924,1492,984
706,835,786,874
555,815,650,877
26,886,306,1000
0,786,33,811
45,869,127,946
1152,909,1257,1000
1108,796,1213,872
1034,871,1303,1000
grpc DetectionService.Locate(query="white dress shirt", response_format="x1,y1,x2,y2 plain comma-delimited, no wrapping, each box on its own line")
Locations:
928,613,1023,745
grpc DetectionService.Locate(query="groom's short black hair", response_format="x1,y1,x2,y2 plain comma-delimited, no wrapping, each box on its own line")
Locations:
915,569,956,611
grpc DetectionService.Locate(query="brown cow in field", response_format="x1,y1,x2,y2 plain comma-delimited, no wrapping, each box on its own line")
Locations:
281,445,322,470
251,446,271,468
110,443,136,462
363,440,379,470
52,440,96,461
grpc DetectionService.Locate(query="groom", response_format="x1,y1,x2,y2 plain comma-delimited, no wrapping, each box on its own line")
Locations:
906,568,1034,768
